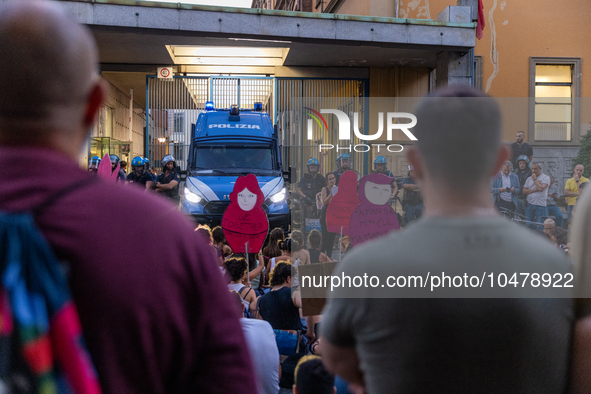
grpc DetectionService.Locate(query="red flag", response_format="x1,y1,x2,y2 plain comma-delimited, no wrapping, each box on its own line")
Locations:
476,0,485,40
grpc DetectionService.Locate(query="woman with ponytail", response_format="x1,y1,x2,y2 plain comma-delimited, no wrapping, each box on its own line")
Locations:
266,238,301,277
290,230,310,266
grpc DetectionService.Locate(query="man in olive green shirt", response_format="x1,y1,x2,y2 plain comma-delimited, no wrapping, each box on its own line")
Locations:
321,86,573,394
565,164,589,223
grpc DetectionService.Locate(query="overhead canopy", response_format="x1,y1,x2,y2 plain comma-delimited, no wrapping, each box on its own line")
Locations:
59,0,476,106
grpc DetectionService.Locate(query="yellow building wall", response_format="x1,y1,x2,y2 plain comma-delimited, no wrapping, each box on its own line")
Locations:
369,0,398,18
398,0,432,19
347,0,591,99
332,0,370,15
332,0,591,141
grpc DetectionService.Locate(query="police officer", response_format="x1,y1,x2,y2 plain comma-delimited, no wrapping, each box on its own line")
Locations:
372,156,394,177
110,154,127,182
297,158,326,217
88,156,101,174
127,156,155,190
372,155,398,198
155,154,180,201
144,157,154,178
402,165,423,223
332,153,351,186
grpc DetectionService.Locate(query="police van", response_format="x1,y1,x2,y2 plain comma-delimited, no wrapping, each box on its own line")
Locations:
181,102,290,232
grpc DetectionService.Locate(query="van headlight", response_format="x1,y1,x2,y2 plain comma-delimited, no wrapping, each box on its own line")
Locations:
269,187,286,203
184,188,202,204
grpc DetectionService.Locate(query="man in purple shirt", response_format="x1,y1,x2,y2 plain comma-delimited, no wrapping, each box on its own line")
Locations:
0,2,257,393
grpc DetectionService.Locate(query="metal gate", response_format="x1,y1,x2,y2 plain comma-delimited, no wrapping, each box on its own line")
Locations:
146,76,368,178
210,76,275,115
276,78,369,187
146,76,208,172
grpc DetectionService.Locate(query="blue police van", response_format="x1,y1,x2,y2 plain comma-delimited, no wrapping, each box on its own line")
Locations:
181,103,290,232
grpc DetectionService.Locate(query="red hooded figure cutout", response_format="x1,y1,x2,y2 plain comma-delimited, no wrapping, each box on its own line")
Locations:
222,174,269,253
97,154,119,182
326,170,360,236
349,173,400,245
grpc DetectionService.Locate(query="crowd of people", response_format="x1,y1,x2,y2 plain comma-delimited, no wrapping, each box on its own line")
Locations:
492,132,589,226
298,153,425,258
490,131,589,251
88,153,181,200
191,222,347,392
4,2,591,394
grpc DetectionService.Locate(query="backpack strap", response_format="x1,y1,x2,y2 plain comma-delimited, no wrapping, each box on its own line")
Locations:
30,177,97,216
238,286,253,299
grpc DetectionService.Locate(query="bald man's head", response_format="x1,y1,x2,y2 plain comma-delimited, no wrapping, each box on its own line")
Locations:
0,0,100,137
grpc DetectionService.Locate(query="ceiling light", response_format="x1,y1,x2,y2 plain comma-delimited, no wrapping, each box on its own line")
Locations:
167,45,289,67
173,46,284,58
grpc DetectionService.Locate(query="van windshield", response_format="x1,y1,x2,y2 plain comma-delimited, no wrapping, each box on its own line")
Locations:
191,144,279,173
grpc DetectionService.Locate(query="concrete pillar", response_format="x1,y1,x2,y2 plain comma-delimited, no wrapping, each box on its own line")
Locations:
437,6,471,23
436,51,472,87
456,0,479,22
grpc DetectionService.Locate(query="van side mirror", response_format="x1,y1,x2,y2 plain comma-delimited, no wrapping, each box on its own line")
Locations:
179,170,188,183
282,166,292,184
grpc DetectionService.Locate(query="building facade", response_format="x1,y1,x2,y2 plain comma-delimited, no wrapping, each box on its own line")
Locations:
50,0,477,179
290,0,590,186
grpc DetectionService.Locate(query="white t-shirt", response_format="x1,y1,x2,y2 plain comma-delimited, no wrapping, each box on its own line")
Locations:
500,173,512,202
228,283,251,312
240,318,280,394
524,173,550,206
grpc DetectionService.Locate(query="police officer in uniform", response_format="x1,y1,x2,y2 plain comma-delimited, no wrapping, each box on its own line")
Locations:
110,154,127,182
155,154,180,201
372,155,398,198
297,158,326,217
88,156,101,174
332,153,352,186
144,157,155,178
127,156,155,191
402,164,423,223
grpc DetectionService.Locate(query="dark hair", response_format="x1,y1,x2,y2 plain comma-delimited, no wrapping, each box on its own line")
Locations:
551,226,569,246
263,227,284,258
195,224,212,245
308,229,322,249
580,182,588,191
270,262,293,287
278,238,298,253
291,231,304,251
414,86,502,189
212,226,226,244
224,257,247,282
295,356,335,394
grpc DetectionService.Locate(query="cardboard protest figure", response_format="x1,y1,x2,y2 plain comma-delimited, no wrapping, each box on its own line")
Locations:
222,174,269,253
349,173,400,245
97,153,119,182
326,170,360,236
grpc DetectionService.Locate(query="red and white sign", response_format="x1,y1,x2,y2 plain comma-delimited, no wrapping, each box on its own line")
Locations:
222,174,269,254
158,67,173,79
326,170,360,236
